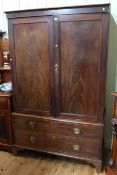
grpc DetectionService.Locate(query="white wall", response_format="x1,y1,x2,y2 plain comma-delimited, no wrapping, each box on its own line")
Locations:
0,0,117,149
0,0,110,32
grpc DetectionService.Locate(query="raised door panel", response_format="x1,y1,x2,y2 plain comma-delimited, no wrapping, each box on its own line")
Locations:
55,14,108,122
9,17,54,116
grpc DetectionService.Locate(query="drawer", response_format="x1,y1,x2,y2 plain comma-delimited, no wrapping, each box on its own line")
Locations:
13,114,103,139
14,129,100,159
14,130,45,149
45,135,100,159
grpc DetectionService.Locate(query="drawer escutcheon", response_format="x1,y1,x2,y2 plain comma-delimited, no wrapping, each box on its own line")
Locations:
29,136,36,144
29,121,36,129
73,128,80,135
73,144,80,151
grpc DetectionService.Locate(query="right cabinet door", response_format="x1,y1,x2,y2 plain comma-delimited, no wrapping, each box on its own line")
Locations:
55,14,109,122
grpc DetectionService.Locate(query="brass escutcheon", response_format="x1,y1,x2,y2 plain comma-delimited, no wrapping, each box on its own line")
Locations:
29,121,36,129
73,128,80,135
73,144,80,151
29,136,36,144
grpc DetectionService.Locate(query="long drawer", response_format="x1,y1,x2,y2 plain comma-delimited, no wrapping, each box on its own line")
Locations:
12,114,103,140
14,130,100,159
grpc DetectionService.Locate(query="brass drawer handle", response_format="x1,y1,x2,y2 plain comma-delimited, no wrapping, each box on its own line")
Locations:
52,136,56,140
29,121,36,129
29,136,36,144
73,144,80,151
73,128,80,135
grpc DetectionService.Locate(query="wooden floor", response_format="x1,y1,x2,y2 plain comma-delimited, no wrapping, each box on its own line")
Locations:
0,150,106,175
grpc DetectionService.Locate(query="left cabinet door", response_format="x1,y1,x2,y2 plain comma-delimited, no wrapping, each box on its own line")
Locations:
9,16,55,117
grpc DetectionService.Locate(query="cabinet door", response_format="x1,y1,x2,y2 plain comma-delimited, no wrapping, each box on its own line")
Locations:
9,16,54,116
54,14,109,122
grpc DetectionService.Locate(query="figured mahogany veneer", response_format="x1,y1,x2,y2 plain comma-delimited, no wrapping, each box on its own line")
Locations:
6,4,110,173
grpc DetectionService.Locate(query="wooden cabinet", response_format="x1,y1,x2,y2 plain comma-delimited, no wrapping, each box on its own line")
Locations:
6,4,110,173
0,92,13,152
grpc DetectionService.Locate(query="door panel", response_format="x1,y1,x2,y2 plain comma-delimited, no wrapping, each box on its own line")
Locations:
11,17,54,116
55,14,105,121
60,20,100,116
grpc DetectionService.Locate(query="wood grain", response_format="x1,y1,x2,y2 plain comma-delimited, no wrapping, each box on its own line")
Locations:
13,17,51,114
0,93,13,149
0,150,106,175
60,15,100,117
12,114,102,160
0,117,6,139
13,114,102,140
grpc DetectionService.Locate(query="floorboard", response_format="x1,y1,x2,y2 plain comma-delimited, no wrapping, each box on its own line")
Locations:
0,150,106,175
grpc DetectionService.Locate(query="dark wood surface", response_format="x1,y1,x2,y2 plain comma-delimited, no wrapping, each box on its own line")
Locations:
59,14,100,118
14,130,100,159
0,116,6,138
12,113,102,160
12,114,102,139
11,17,55,116
0,92,13,151
6,4,110,173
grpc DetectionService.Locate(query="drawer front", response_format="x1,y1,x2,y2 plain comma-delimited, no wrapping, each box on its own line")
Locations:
14,130,45,149
45,135,100,159
13,114,103,139
14,129,100,159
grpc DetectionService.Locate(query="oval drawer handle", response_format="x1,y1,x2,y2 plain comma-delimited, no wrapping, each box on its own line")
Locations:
73,128,80,135
73,144,80,151
29,136,36,144
29,121,36,129
52,136,56,140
